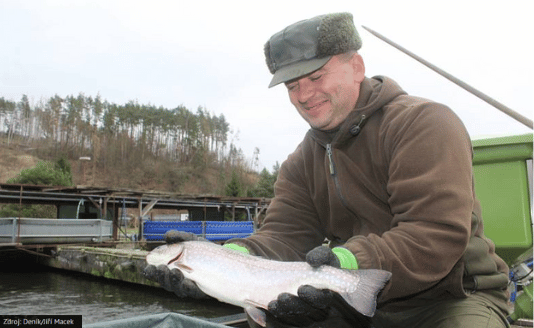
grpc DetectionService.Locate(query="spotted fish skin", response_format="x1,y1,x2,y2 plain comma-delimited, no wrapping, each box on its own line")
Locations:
146,241,391,326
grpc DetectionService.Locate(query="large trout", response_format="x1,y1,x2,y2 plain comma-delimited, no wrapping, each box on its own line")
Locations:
146,241,391,326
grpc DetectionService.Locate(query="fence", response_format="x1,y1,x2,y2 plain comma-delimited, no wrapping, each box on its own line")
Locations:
143,221,254,242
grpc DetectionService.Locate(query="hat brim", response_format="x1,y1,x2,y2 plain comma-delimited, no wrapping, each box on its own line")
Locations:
268,56,332,88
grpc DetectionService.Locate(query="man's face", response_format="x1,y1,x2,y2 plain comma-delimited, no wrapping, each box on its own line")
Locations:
285,53,365,131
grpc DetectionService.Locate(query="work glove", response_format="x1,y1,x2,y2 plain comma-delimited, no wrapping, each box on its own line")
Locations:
142,230,210,299
251,246,370,328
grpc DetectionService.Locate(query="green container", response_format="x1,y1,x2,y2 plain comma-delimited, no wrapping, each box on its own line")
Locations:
472,133,533,265
509,283,533,321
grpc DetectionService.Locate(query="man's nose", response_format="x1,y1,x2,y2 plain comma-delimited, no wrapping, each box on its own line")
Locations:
297,80,315,105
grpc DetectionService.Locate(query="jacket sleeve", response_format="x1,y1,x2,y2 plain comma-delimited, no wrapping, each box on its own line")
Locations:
227,144,326,261
344,99,474,301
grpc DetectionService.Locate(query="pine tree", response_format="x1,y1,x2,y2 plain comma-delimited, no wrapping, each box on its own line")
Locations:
248,168,274,198
225,170,242,197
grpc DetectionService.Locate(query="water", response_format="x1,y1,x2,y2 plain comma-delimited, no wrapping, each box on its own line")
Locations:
0,266,242,325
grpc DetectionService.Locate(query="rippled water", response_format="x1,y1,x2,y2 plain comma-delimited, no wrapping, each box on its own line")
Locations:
0,266,242,325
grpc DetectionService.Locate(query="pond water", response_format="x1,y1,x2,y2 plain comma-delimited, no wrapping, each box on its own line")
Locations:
0,265,242,325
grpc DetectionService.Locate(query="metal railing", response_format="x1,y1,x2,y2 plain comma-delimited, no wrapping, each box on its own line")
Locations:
0,218,113,244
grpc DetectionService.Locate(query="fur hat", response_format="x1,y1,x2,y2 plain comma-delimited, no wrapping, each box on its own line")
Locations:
265,12,362,87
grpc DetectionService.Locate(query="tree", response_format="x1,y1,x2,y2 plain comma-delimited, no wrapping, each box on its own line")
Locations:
54,155,73,183
0,97,16,143
248,168,272,198
0,204,55,219
248,162,280,198
0,92,258,195
8,158,73,186
18,95,32,140
225,170,242,197
271,161,280,184
0,157,73,218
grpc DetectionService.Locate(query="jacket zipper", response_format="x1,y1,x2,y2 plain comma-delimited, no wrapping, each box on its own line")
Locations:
323,115,368,232
326,144,335,175
326,143,350,209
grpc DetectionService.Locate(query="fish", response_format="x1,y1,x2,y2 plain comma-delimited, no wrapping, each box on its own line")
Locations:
146,241,391,327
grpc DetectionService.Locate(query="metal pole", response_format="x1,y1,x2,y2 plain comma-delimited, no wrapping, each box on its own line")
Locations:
17,186,22,244
361,26,533,129
12,218,17,244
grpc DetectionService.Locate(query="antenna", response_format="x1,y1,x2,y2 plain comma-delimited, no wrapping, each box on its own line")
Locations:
362,26,533,129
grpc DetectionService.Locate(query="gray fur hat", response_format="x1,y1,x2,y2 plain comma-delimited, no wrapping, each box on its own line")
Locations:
265,12,362,88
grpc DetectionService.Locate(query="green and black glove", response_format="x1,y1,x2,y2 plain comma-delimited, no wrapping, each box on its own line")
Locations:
257,246,369,328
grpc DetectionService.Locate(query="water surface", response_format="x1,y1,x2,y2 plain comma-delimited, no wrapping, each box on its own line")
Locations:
0,266,242,325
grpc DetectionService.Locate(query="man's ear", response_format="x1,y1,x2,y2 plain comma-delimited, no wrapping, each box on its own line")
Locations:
351,53,365,83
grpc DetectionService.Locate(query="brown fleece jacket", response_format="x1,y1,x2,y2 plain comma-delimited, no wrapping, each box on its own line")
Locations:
228,76,509,312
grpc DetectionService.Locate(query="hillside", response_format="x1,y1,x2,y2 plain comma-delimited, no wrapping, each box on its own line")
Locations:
0,143,39,183
0,94,267,196
0,138,259,196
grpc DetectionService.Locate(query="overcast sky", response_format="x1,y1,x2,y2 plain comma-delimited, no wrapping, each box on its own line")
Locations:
1,0,532,171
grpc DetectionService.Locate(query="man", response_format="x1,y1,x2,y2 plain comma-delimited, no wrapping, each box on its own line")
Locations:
145,13,510,327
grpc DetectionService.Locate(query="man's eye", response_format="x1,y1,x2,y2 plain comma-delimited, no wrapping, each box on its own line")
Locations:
310,74,322,81
286,83,298,91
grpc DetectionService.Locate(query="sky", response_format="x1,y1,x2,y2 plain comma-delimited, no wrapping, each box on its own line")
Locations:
1,0,532,172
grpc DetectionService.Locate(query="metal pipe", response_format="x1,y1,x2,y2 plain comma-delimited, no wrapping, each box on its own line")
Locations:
361,26,533,129
0,193,259,209
76,199,84,219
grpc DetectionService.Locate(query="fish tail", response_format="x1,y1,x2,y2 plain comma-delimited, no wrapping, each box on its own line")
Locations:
339,269,392,317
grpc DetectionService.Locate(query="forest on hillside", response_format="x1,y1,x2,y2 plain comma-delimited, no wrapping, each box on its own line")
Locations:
0,93,277,196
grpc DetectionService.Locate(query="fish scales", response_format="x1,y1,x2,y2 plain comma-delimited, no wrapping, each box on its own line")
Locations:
146,241,391,326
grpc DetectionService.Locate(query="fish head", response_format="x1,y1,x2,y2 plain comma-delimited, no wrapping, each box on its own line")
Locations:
146,243,194,274
146,243,185,266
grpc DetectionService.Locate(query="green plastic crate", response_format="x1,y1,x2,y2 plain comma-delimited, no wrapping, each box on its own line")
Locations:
472,133,533,265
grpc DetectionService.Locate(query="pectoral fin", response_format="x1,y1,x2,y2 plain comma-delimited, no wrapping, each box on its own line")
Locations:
175,263,193,273
245,305,267,327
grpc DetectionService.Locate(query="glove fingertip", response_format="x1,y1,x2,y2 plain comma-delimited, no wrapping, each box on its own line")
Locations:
267,299,278,313
169,268,184,285
306,245,338,267
164,230,186,244
142,264,157,280
298,285,333,309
